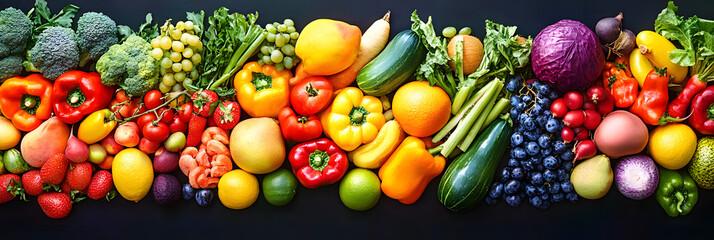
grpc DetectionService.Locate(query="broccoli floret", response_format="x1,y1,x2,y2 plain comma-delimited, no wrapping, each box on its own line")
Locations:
96,35,159,96
0,55,23,81
29,27,79,80
0,7,33,58
76,12,118,67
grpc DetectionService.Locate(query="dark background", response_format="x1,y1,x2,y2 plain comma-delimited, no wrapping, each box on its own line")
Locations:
1,0,713,239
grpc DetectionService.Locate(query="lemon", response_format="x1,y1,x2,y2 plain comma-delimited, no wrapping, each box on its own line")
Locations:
339,168,381,211
218,169,259,209
112,148,154,202
648,123,697,170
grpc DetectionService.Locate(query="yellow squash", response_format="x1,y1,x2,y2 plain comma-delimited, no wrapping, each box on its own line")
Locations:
629,48,655,87
635,30,688,84
348,120,405,169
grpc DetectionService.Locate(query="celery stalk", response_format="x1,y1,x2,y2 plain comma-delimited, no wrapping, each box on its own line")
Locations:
440,80,501,157
433,81,493,143
458,82,503,151
481,98,510,132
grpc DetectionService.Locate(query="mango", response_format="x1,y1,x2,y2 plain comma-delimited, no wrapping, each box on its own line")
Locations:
20,117,70,168
295,19,361,76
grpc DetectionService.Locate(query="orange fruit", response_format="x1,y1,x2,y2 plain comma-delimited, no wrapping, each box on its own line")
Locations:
392,81,451,137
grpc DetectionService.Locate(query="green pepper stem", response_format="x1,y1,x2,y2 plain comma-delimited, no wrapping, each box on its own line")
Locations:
675,191,685,214
308,150,330,172
306,83,319,97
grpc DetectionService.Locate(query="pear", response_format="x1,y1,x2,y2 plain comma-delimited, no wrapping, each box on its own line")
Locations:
570,154,613,200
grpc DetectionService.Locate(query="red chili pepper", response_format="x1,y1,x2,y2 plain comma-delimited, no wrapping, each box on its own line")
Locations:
278,107,322,142
665,74,707,121
689,86,714,135
288,138,348,189
630,67,670,125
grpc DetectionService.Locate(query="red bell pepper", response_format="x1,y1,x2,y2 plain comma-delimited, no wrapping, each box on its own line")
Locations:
602,59,638,108
0,74,54,132
52,71,115,124
290,76,333,116
278,107,322,142
288,138,348,189
630,67,670,125
689,86,714,135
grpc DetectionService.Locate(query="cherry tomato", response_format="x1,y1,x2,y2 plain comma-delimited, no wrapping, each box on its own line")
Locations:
158,108,175,125
179,103,193,123
142,122,170,142
137,113,158,131
168,116,187,133
115,90,130,102
144,90,164,109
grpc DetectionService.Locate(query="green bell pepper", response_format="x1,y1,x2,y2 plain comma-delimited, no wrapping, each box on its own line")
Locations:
655,167,698,217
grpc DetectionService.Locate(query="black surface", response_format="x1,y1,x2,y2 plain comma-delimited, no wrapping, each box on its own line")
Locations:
2,0,714,238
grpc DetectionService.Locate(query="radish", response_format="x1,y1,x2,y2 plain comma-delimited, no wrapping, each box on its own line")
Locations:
550,98,568,118
596,92,614,115
582,102,597,111
563,110,585,128
574,126,589,141
562,127,575,143
615,154,659,200
564,91,584,110
583,109,602,130
573,140,597,162
587,86,608,104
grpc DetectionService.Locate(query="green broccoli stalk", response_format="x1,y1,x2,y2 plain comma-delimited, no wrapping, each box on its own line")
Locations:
28,26,79,80
76,12,118,68
0,7,33,58
96,35,159,96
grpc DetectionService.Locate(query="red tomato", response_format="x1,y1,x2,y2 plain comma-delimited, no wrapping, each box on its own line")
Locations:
290,76,334,116
158,108,175,125
142,122,170,142
179,103,193,123
168,116,187,133
137,113,158,131
144,90,164,109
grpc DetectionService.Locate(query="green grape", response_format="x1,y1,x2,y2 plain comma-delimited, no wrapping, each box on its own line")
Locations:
281,44,295,56
171,41,185,52
442,27,457,38
171,83,183,92
262,55,272,65
180,33,191,45
161,57,173,68
257,52,264,59
266,33,276,42
195,41,203,51
290,32,299,40
277,24,287,32
185,21,194,31
174,71,186,83
283,56,294,69
163,74,176,86
158,82,171,93
275,34,287,48
182,79,193,90
266,24,277,34
151,48,164,60
160,67,168,75
172,63,183,72
160,36,172,50
275,63,285,71
176,21,185,31
284,19,294,27
287,26,296,33
188,35,200,47
171,29,182,40
170,51,182,62
151,38,161,48
191,53,201,64
190,69,199,79
261,45,270,55
459,27,472,35
257,59,265,65
273,22,280,28
270,50,284,63
163,51,171,58
182,48,194,58
290,38,297,45
181,59,193,72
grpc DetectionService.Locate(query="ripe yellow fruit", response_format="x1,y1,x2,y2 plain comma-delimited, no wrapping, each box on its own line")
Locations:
392,81,452,137
112,148,154,202
295,19,361,75
218,170,260,210
648,123,697,170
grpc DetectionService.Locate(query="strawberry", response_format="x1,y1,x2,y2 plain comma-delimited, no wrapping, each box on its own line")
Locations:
37,192,72,219
87,170,115,201
60,180,71,194
213,101,241,130
65,162,93,191
191,90,219,117
41,153,69,185
0,174,21,204
21,170,43,196
186,114,207,147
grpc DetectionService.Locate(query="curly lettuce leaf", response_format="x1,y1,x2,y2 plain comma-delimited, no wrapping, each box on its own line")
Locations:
656,1,714,80
410,11,456,98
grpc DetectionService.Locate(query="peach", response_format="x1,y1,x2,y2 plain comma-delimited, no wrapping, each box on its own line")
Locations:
115,122,140,147
101,134,124,155
21,117,70,168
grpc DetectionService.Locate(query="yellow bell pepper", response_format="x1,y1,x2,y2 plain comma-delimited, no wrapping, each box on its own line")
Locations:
234,62,292,118
78,109,117,144
635,30,688,84
378,136,445,205
320,87,385,151
348,120,405,169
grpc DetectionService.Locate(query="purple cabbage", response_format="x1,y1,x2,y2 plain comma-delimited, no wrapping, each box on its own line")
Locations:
531,20,605,93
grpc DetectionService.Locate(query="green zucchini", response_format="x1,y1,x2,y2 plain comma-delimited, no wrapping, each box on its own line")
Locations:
437,119,512,212
356,30,426,96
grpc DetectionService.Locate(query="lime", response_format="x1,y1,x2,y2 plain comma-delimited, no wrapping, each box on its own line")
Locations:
339,168,381,211
262,169,298,206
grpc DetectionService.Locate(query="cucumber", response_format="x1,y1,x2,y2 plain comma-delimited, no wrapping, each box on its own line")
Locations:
356,30,426,96
437,119,512,212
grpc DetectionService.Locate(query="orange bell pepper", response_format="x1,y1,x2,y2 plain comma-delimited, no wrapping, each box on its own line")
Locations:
378,136,445,204
234,62,292,118
0,74,54,132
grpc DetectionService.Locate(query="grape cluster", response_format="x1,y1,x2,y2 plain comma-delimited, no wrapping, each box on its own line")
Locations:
485,77,578,209
258,19,300,70
150,20,203,93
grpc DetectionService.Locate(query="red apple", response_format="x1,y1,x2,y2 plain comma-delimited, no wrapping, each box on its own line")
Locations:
101,134,124,155
115,122,140,147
